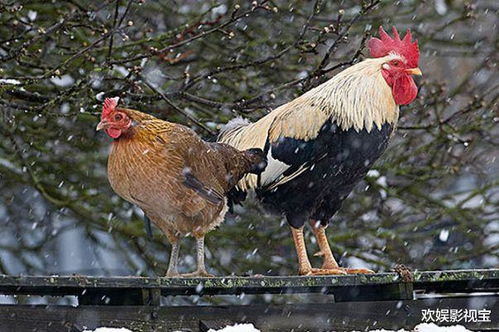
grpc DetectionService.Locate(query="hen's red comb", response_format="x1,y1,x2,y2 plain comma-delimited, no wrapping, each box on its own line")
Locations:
102,97,119,118
368,26,419,68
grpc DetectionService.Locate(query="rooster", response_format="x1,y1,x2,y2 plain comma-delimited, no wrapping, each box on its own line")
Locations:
96,98,266,277
218,27,422,276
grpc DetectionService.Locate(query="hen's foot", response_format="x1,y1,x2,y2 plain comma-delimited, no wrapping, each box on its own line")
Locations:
299,268,347,276
180,270,214,278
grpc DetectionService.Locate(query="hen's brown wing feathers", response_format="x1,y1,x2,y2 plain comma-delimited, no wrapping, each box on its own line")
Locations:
182,170,225,205
142,118,255,205
109,108,265,222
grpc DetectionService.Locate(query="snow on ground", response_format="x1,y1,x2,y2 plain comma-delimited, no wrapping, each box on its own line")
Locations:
82,323,471,332
370,323,471,332
208,323,260,332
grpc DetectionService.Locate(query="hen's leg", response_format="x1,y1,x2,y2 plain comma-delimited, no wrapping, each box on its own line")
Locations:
291,226,346,276
194,236,213,277
310,220,374,274
165,241,180,277
181,236,214,278
164,229,181,277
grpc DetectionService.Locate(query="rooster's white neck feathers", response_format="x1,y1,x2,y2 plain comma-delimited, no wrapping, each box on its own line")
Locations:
307,56,399,132
220,54,400,147
266,55,400,141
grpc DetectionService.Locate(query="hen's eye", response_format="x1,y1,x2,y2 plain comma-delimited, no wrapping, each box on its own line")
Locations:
114,114,123,121
392,60,400,66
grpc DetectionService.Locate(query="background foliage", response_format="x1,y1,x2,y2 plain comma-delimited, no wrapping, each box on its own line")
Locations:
0,0,497,278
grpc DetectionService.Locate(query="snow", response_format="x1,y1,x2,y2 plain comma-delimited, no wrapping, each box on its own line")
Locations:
434,0,448,15
0,79,21,85
27,10,38,21
439,229,450,242
113,65,129,77
211,4,227,16
96,92,105,101
50,74,75,87
208,323,260,332
0,158,22,175
370,323,471,332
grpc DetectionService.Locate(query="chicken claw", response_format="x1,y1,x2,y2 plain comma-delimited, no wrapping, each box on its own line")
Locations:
165,271,180,278
310,268,348,275
339,267,375,274
299,267,347,276
180,270,214,278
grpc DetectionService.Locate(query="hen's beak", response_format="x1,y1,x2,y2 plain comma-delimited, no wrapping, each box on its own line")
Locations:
96,121,108,131
406,67,422,76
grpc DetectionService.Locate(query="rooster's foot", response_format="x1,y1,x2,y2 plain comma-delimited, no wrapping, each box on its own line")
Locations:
180,270,214,278
299,268,347,276
165,271,180,278
338,267,375,274
320,260,375,274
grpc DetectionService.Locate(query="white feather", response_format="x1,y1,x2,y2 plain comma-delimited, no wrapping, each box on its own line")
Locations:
266,163,310,191
260,148,291,187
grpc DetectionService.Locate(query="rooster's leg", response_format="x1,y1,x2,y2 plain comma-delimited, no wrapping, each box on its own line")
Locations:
291,226,346,276
291,226,312,275
165,241,180,277
310,220,374,274
181,236,214,278
310,220,339,269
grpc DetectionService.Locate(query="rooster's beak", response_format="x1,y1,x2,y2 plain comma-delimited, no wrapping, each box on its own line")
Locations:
406,67,422,76
96,121,108,131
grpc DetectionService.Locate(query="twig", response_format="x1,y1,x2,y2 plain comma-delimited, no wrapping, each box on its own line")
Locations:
141,79,216,136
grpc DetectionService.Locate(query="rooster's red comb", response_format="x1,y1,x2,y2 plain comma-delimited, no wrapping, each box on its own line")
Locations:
368,26,419,68
102,97,120,118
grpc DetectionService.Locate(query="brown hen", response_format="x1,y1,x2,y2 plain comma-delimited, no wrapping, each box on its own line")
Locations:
97,98,266,277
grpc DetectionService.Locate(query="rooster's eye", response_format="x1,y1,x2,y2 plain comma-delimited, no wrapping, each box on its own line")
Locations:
392,60,401,66
114,114,123,121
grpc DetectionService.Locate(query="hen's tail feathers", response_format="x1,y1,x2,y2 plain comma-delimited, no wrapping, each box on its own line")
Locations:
244,148,267,175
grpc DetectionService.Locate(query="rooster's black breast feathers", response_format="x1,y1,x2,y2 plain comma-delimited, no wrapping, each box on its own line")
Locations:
254,121,393,226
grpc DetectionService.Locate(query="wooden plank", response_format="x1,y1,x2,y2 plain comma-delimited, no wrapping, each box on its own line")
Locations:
415,270,499,293
0,269,495,292
0,296,497,331
0,269,496,304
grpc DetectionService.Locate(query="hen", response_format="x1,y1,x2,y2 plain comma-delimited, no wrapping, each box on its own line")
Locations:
97,98,266,277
